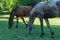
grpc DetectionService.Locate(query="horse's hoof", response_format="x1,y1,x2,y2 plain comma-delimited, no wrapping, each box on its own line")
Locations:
26,24,28,28
51,32,54,35
51,32,54,38
40,33,44,38
51,36,54,39
40,35,43,38
51,34,55,39
28,32,32,35
28,31,32,35
28,30,32,35
16,26,18,28
40,35,44,38
8,27,11,29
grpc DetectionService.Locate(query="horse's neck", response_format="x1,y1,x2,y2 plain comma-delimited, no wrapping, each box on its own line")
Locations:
9,12,14,22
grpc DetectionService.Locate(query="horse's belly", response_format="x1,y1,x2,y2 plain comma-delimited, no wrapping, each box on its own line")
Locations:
43,6,58,18
44,13,57,18
43,10,58,18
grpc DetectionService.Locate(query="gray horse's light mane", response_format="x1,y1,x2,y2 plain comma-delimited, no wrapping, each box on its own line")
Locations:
51,0,60,2
30,2,46,14
49,0,60,4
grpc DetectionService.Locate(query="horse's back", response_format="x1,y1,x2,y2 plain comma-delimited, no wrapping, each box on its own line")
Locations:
14,6,32,17
31,1,59,18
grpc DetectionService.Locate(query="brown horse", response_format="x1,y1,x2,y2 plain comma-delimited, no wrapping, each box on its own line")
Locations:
8,6,32,29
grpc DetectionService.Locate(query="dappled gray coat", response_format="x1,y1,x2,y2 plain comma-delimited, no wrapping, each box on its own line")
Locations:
30,0,60,18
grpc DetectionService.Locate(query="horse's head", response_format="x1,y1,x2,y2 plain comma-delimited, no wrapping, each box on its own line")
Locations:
27,21,34,34
8,11,14,29
8,19,14,29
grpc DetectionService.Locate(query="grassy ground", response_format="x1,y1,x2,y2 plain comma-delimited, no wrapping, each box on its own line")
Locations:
0,15,60,40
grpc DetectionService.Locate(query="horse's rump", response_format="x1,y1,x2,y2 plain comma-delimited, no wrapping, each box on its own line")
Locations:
43,5,57,18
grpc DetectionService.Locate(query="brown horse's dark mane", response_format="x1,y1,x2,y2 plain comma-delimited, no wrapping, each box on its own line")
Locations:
9,7,17,21
9,12,13,21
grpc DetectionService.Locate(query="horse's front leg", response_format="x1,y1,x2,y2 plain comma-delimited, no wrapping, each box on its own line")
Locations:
28,14,36,35
16,17,19,28
39,18,44,37
38,14,44,37
21,16,27,28
44,18,54,38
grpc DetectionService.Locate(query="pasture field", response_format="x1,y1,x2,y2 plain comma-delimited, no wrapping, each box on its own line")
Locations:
0,15,60,40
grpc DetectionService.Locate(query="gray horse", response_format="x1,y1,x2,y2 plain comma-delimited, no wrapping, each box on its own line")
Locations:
27,0,60,38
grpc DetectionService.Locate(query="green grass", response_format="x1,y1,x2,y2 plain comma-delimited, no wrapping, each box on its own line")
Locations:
0,15,60,40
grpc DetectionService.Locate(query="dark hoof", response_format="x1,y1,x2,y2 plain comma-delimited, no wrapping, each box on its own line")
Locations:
28,30,32,35
26,24,28,28
51,32,54,38
40,33,44,38
8,27,12,29
16,26,18,28
28,32,32,35
28,31,32,35
51,36,54,39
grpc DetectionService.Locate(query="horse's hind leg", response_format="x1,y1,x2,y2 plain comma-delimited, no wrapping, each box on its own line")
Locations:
39,18,44,37
44,18,54,38
38,14,44,37
21,17,27,28
16,17,19,28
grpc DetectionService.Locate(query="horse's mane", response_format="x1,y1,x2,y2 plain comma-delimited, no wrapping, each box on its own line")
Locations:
10,7,17,16
9,7,17,21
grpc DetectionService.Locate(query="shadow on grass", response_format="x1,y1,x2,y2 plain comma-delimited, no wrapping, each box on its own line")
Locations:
0,20,60,40
0,14,9,19
0,20,27,30
34,25,60,38
0,15,28,19
0,17,9,19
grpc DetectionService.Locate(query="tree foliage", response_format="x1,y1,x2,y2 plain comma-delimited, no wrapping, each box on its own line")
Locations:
0,0,50,13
